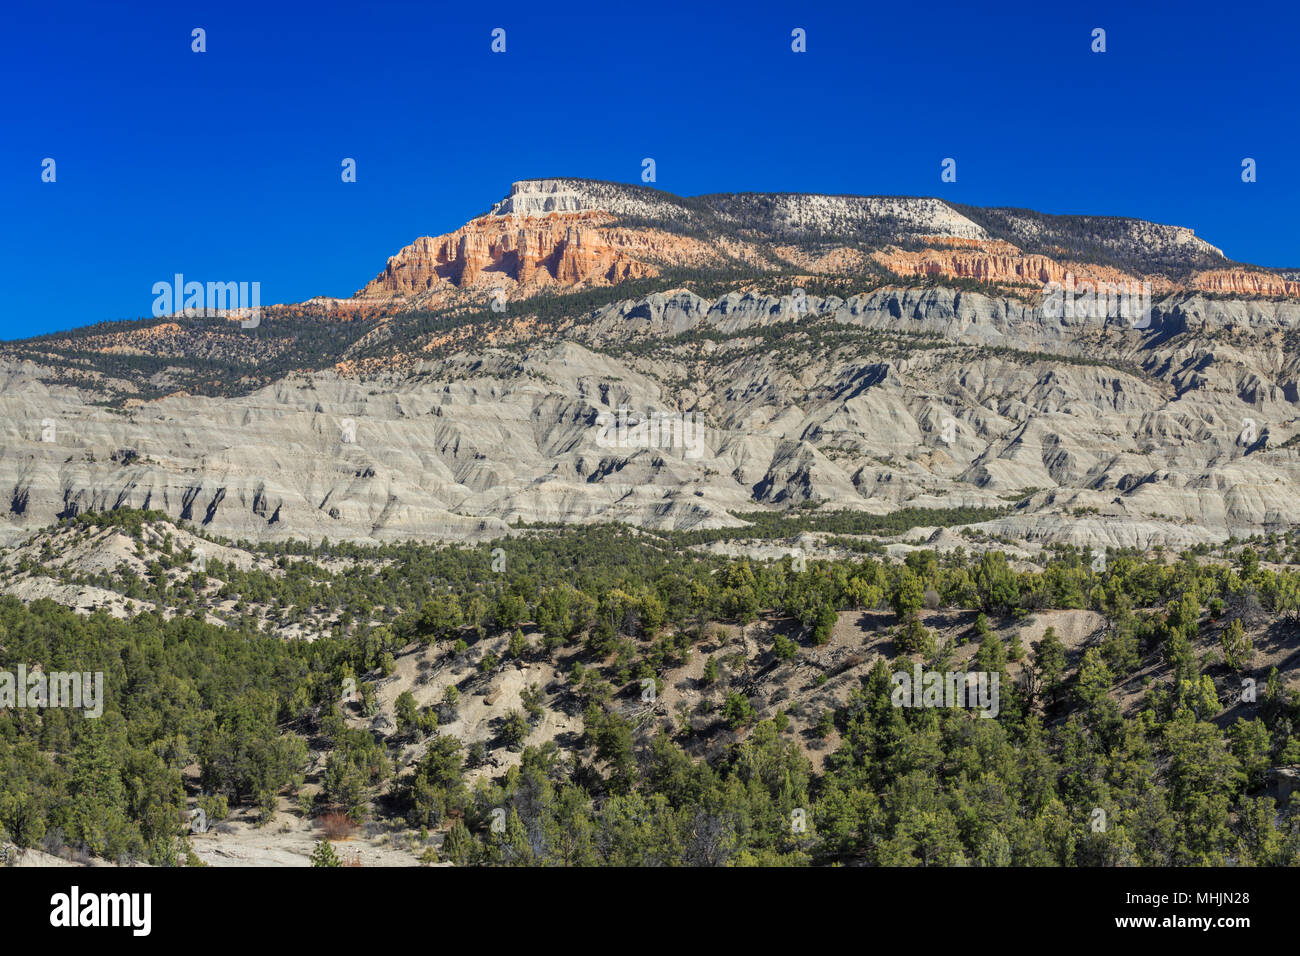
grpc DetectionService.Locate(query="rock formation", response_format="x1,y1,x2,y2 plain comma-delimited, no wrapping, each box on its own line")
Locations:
4,179,1300,553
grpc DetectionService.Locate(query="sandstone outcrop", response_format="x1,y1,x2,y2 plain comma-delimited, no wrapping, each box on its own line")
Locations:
1192,269,1300,298
354,181,1300,310
355,212,658,301
871,246,1166,292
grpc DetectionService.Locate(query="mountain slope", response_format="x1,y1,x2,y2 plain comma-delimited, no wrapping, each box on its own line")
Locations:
2,179,1300,550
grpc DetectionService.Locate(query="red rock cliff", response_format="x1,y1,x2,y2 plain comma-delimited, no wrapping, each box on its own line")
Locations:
356,212,657,299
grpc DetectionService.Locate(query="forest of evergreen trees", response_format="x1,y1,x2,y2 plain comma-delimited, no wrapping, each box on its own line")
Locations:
1,510,1299,866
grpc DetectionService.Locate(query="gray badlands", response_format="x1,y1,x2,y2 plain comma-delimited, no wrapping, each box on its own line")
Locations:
3,179,1300,554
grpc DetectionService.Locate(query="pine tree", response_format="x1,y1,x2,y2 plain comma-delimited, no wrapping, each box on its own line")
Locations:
1033,626,1067,708
67,721,130,859
310,839,340,867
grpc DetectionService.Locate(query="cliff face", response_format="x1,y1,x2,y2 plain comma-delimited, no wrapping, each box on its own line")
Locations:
1192,269,1300,297
874,246,1298,298
348,180,1299,310
871,245,1167,292
356,212,658,300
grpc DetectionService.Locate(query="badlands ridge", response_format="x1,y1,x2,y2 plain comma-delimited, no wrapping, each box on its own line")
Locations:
3,178,1300,553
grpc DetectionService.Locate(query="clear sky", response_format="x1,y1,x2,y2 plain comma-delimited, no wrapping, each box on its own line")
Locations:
2,0,1296,339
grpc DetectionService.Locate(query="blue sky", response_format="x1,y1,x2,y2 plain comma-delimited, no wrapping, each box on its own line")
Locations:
2,0,1296,338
